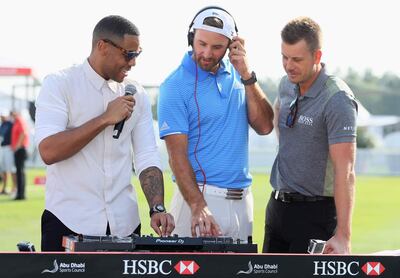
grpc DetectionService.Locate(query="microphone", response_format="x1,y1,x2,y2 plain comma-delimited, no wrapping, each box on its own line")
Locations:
113,84,137,139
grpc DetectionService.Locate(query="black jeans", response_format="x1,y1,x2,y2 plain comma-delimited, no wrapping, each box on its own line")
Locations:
262,193,336,253
14,147,27,200
41,210,141,251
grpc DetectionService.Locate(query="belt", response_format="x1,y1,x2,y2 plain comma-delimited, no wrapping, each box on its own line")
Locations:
199,184,249,200
272,190,333,203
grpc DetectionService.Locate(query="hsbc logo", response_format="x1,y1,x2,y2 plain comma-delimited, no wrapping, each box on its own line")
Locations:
122,259,172,275
174,261,200,275
122,259,200,276
362,262,385,276
313,261,359,276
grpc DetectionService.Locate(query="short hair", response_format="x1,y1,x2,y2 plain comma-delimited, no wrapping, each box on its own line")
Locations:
281,17,322,53
202,16,224,29
193,17,225,38
92,15,140,48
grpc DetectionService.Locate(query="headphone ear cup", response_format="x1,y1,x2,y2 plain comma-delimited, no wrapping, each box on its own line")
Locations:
187,31,194,47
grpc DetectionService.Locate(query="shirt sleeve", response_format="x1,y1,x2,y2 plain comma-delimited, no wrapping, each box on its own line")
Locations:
34,74,69,147
131,86,162,176
325,91,358,145
157,80,189,139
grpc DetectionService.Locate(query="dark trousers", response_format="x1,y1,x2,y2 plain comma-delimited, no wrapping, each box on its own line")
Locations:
41,210,141,251
262,194,336,253
14,148,27,200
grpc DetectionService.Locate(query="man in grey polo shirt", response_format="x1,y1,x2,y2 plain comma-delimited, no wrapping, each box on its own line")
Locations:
263,17,358,254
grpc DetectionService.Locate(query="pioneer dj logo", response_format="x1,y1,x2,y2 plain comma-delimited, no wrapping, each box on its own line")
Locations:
174,261,200,275
361,262,385,276
155,238,185,244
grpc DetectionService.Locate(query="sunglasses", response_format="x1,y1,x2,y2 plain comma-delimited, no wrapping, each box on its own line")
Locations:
286,96,299,128
102,39,142,61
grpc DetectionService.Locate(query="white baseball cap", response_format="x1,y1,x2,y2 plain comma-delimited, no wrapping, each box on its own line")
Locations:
192,8,237,40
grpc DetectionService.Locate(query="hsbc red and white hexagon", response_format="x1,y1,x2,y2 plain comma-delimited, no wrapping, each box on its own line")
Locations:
174,260,200,275
361,262,385,276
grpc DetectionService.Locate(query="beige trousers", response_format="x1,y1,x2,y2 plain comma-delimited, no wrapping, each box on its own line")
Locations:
169,184,253,242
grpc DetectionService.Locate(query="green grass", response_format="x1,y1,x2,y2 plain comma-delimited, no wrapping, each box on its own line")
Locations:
0,169,399,253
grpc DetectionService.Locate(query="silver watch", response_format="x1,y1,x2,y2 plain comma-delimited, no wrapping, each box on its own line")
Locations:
149,204,166,217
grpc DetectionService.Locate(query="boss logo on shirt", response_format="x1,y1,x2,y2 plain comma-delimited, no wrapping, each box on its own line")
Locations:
298,115,314,126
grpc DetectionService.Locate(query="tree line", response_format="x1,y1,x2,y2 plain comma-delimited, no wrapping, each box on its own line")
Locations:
259,69,400,116
151,69,400,121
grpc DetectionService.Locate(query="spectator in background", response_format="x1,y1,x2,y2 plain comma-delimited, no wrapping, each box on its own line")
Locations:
11,110,29,200
0,110,16,195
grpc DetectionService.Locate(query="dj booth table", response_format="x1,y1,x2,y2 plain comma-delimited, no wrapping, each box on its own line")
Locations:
0,252,398,278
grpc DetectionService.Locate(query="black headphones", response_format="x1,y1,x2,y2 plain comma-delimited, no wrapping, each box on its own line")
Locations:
187,6,239,47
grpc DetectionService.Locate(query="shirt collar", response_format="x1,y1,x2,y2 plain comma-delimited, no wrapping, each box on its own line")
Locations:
181,51,231,81
83,59,106,91
82,59,120,94
300,63,329,98
107,80,120,94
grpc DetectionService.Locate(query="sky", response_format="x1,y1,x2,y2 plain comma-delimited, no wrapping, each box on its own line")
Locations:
1,0,399,86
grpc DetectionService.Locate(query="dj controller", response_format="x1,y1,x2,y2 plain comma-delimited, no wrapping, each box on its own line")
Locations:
62,234,257,253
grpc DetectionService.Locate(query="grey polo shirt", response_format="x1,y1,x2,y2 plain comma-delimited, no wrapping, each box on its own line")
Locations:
270,65,358,197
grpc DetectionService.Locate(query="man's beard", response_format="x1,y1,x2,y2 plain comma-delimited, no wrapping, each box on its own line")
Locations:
193,49,227,73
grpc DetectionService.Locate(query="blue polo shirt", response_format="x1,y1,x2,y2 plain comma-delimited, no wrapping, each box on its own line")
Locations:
158,51,251,188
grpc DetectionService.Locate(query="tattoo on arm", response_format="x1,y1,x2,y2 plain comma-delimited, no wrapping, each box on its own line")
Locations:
139,166,164,207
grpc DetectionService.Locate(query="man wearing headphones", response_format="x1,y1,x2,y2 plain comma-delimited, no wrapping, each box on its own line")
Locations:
158,6,274,241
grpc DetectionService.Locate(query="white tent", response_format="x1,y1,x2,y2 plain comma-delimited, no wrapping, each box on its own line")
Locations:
357,102,400,127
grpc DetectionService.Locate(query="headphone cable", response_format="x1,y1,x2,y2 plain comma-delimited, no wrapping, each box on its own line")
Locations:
193,63,207,192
